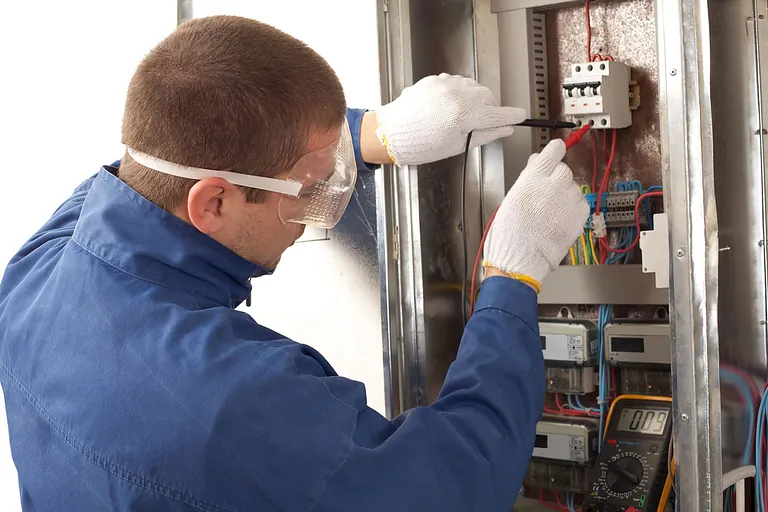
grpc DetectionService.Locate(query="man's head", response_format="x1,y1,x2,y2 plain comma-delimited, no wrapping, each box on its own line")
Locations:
119,15,346,269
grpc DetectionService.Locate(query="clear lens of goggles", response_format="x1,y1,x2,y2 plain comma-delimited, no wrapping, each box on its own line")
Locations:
276,118,357,228
125,118,358,229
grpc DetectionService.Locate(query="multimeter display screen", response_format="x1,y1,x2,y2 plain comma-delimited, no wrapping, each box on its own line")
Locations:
616,407,669,435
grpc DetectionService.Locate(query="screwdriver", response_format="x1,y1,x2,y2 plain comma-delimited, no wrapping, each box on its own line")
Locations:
517,118,577,130
515,118,589,148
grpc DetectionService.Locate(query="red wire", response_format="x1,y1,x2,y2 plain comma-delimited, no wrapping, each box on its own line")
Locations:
544,404,597,418
585,1,615,62
585,0,592,62
555,493,567,510
595,129,617,216
599,191,663,256
469,209,498,317
539,489,569,512
590,131,598,192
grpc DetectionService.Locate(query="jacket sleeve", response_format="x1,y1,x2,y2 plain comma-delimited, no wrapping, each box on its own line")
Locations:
347,108,376,172
309,276,545,512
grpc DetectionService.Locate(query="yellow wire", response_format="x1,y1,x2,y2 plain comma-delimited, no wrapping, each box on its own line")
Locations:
581,233,589,265
569,246,577,265
589,230,600,265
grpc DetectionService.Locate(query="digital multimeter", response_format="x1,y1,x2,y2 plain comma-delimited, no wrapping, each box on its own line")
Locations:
581,395,674,512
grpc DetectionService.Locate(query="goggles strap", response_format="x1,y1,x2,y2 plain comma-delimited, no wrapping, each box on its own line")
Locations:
126,148,302,197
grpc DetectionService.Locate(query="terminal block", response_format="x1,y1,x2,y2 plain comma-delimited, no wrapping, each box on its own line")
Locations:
619,368,672,396
525,459,591,494
584,191,649,230
546,367,596,394
562,60,632,129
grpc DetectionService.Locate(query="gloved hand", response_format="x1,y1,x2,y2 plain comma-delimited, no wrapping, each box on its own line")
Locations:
375,73,526,166
483,139,590,291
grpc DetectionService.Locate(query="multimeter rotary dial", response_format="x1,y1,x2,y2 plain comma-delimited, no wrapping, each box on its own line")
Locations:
600,453,648,497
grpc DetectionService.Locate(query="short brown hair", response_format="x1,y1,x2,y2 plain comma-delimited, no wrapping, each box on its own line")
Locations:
119,15,346,211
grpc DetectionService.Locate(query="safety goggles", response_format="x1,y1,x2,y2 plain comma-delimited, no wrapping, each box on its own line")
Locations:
126,118,358,229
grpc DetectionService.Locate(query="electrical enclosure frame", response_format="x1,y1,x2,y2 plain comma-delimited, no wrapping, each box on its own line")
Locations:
375,0,721,510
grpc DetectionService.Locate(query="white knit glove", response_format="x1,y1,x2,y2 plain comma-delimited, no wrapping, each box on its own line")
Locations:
375,73,526,166
483,139,590,290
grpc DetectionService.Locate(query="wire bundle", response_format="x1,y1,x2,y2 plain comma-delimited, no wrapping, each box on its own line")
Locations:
755,384,768,511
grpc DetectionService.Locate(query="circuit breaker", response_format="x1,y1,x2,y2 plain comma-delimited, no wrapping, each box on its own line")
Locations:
562,60,632,129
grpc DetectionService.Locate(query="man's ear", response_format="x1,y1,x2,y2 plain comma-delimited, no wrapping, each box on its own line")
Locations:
186,177,243,235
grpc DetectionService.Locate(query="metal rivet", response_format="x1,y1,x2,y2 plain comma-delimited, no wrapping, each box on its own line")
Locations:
681,413,689,421
761,320,767,326
670,69,677,76
760,14,765,19
760,240,765,247
676,249,685,257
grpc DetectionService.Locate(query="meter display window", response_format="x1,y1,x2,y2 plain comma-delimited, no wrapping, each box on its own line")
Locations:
616,407,669,435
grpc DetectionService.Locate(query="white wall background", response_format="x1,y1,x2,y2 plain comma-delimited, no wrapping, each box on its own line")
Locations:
0,2,382,510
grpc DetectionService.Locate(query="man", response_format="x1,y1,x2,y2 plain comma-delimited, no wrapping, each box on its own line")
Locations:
0,16,588,512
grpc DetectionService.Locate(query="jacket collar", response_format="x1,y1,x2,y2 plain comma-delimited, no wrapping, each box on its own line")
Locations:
73,166,268,308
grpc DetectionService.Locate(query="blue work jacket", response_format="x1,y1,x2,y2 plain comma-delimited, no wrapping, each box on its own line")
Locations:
0,108,544,511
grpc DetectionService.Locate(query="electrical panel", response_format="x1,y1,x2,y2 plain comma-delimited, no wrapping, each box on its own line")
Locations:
491,1,672,509
604,322,671,367
533,419,599,465
562,60,632,129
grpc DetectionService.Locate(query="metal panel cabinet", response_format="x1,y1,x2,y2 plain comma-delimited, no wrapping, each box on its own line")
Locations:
375,0,722,510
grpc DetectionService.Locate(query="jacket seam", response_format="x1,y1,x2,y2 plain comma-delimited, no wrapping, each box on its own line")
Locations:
474,307,539,337
69,238,207,308
0,362,234,512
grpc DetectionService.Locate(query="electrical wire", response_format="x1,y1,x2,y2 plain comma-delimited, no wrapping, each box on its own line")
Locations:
589,230,599,264
460,132,472,326
721,367,758,466
755,384,768,511
597,304,613,447
539,489,569,511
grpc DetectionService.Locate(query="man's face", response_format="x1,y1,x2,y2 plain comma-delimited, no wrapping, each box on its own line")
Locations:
229,126,342,270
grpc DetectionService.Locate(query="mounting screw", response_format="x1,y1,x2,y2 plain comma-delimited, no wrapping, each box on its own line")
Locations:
676,249,685,257
761,14,765,19
681,413,689,421
760,240,765,247
670,69,677,76
761,320,767,326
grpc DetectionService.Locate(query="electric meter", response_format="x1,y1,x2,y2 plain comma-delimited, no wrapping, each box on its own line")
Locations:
533,418,599,465
540,320,598,366
604,322,670,367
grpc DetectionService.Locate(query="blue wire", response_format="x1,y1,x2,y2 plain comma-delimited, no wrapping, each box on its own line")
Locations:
597,304,613,448
567,493,577,512
623,228,633,264
720,368,755,465
755,388,768,512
